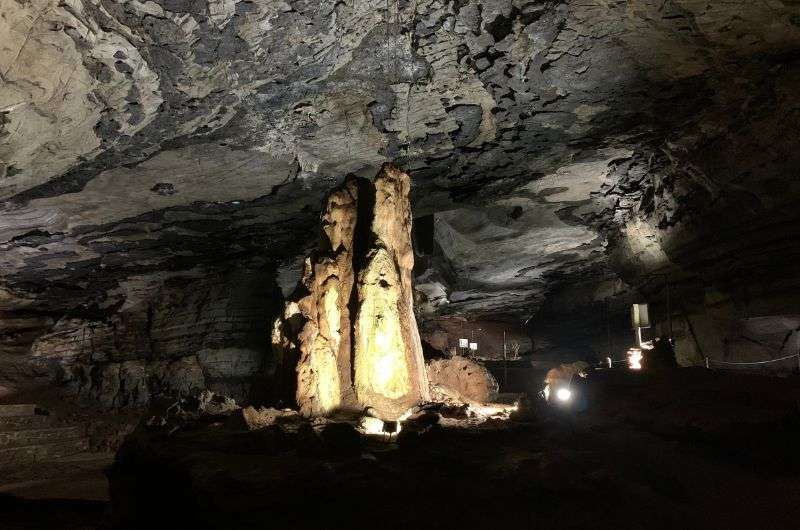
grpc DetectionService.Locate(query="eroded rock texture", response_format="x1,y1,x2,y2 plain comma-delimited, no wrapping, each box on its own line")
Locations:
272,179,359,416
2,0,800,399
427,356,499,403
17,270,280,407
274,165,428,419
353,167,429,418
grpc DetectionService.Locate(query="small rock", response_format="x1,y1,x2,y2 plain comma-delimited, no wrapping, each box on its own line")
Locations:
239,406,300,430
197,390,239,416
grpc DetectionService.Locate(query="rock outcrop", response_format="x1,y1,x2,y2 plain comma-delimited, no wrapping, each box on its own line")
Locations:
272,177,358,416
427,356,498,404
2,0,800,396
273,165,428,420
22,270,280,407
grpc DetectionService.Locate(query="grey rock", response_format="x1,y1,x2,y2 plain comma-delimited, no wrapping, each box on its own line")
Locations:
1,0,800,398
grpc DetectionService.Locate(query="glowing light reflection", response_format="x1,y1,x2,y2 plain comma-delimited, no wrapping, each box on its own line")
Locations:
556,388,572,402
627,348,643,370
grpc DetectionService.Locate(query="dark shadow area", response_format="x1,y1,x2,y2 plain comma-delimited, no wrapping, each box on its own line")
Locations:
0,494,107,530
101,368,800,530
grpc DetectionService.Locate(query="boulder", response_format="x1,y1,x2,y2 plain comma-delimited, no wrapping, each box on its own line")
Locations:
197,390,239,416
426,356,499,403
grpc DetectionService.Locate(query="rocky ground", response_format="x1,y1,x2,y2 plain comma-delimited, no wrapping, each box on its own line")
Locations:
5,367,797,529
3,1,800,402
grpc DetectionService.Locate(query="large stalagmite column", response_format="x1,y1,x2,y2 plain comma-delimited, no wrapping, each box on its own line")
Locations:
353,166,430,418
272,164,429,420
271,179,358,417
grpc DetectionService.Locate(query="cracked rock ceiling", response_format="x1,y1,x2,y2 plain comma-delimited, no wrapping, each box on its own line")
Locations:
1,0,800,323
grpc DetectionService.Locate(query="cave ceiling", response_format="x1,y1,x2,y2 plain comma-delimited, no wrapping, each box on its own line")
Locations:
1,0,800,320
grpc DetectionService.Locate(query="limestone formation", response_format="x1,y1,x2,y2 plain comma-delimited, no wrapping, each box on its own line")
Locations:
353,166,430,418
272,178,358,416
20,271,277,407
2,0,800,397
273,165,428,420
426,356,499,404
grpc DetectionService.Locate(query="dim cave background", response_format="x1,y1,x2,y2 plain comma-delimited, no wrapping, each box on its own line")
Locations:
2,0,800,528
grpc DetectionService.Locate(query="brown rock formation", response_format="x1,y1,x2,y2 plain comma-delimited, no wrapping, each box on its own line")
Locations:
426,356,499,404
19,271,278,408
271,179,358,417
273,165,429,419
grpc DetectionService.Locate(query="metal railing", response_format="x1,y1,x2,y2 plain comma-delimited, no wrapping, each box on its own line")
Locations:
599,353,800,371
704,352,800,370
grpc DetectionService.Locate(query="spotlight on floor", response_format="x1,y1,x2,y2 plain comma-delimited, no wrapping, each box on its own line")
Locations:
627,348,643,370
556,387,572,402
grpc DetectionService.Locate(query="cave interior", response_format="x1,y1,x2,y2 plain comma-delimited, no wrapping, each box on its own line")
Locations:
2,1,800,528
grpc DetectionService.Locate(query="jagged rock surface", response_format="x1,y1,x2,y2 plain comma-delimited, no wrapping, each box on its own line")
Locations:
272,178,359,416
20,271,280,406
427,356,499,403
2,0,800,395
353,166,430,418
274,165,428,419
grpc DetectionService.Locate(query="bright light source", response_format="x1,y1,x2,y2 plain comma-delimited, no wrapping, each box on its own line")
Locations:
606,357,612,368
459,338,469,348
627,348,643,370
359,416,385,435
469,342,478,351
359,412,408,441
468,402,518,418
556,387,572,402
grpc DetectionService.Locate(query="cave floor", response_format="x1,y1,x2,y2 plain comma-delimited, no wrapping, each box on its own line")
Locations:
0,452,112,530
5,367,800,529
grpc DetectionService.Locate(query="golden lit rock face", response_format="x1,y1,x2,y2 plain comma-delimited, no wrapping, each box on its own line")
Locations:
273,165,428,420
354,166,429,417
354,248,412,403
273,180,358,416
297,277,342,414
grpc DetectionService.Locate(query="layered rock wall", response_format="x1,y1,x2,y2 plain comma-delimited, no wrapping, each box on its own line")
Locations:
25,271,280,407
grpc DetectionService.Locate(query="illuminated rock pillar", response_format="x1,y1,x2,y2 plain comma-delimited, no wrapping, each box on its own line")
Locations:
271,179,358,417
353,166,429,418
273,164,429,419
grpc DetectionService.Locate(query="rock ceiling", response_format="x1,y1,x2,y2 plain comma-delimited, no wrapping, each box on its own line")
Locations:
2,0,800,323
